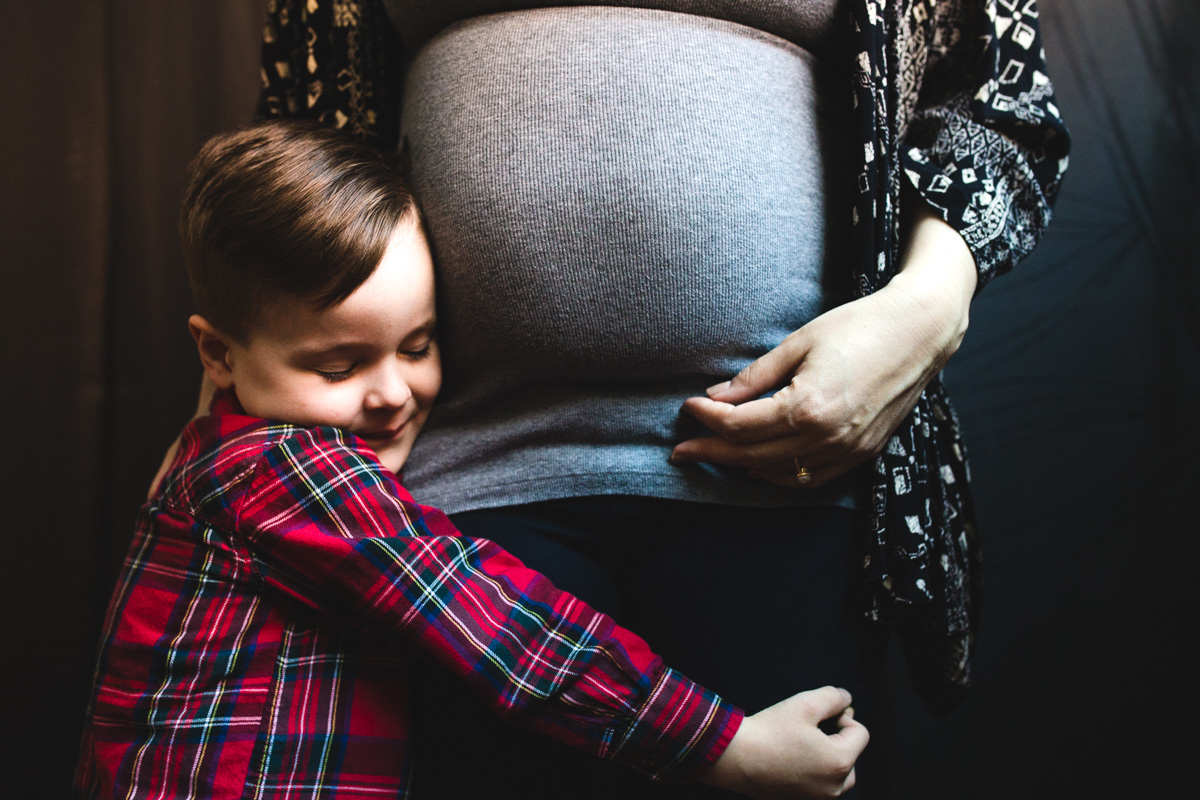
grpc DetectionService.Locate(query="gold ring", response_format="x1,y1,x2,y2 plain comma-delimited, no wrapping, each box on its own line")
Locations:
794,458,811,481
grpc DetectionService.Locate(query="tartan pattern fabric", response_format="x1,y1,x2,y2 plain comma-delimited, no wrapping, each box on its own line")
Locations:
74,392,739,798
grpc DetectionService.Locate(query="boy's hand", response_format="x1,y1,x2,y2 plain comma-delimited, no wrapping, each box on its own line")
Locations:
148,374,217,498
148,437,182,499
701,686,867,799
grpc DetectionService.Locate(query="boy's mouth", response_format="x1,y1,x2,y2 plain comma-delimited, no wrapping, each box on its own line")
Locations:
359,423,406,443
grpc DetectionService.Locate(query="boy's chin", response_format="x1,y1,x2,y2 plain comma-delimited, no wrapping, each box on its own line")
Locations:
374,445,411,474
362,427,420,474
376,454,407,474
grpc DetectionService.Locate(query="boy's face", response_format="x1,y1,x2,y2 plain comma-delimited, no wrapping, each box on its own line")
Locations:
215,220,441,473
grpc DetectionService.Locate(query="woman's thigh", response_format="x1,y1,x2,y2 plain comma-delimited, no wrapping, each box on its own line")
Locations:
412,496,883,798
619,499,882,714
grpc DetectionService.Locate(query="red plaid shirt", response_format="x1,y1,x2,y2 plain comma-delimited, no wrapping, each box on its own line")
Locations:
75,392,740,798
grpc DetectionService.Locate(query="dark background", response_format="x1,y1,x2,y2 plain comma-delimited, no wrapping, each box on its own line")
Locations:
2,1,1195,796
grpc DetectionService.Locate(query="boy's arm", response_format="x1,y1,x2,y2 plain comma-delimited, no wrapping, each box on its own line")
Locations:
235,426,736,782
233,427,867,793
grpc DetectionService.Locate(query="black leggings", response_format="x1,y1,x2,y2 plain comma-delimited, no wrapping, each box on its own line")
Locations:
411,496,886,798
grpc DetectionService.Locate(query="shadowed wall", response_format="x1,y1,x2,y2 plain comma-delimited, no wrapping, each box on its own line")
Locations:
877,2,1197,796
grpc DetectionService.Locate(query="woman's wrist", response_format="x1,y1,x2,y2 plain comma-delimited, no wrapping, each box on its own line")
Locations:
884,202,978,370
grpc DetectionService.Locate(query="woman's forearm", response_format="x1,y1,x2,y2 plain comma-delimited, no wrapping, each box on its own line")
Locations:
883,199,978,373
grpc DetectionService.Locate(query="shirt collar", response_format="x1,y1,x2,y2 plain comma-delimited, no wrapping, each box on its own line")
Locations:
210,387,246,417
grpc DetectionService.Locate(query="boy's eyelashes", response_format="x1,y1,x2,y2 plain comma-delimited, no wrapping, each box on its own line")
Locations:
317,365,359,383
312,344,435,382
403,344,434,360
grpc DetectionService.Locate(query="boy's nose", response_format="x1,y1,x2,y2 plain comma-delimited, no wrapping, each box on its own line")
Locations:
364,362,412,411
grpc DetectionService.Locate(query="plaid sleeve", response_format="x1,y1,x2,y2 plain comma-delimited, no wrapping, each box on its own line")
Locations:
234,426,741,781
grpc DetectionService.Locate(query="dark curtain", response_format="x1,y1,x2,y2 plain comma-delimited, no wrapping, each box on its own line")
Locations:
1,1,265,791
2,1,1194,796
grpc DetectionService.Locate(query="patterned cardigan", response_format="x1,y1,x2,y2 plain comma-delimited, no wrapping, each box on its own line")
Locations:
257,0,1070,713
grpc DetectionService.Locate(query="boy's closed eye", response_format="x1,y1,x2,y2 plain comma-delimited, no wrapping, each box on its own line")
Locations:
308,336,434,384
400,341,435,360
317,364,360,383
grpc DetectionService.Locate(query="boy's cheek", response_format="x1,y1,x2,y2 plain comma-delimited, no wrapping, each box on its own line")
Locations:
237,378,339,428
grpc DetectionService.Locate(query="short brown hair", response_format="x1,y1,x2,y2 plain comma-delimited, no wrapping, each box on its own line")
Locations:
180,119,417,341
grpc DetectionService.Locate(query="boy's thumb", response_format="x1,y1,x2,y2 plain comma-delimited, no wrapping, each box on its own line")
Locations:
798,686,853,723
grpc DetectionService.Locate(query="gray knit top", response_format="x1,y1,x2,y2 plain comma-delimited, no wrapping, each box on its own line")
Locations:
392,2,858,513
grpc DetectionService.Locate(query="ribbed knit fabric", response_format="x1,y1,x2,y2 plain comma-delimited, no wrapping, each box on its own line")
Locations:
397,5,857,513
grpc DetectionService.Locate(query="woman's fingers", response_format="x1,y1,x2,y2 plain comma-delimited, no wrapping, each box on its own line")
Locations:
679,393,802,444
672,430,822,470
704,329,809,405
745,463,854,489
676,278,965,489
671,431,858,489
673,381,878,480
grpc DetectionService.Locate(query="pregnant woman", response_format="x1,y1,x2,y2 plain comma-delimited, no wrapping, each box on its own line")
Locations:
259,1,1068,795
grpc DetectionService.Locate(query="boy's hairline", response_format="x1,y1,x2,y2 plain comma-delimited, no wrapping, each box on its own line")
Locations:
208,207,425,347
181,119,421,347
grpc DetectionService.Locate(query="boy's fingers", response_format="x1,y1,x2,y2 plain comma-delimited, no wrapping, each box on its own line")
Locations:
798,686,853,723
829,716,870,758
841,767,858,793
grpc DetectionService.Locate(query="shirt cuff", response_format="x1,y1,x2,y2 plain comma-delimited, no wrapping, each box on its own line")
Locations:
606,667,743,783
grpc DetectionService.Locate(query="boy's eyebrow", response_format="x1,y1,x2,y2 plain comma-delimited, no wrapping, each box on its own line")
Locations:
291,321,437,358
403,320,437,338
291,342,367,358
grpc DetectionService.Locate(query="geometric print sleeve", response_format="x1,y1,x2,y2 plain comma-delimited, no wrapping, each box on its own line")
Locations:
848,1,1070,714
897,0,1071,288
234,427,741,781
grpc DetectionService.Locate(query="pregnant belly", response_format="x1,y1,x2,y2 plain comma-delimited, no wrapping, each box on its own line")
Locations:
401,6,851,386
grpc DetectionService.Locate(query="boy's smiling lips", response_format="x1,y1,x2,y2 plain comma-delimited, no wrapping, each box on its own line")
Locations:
358,422,407,443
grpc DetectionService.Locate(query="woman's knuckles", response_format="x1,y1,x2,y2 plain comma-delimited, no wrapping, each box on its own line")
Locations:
783,389,856,437
713,413,751,441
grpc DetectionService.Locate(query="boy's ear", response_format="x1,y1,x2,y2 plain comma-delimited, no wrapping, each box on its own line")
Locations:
188,315,237,390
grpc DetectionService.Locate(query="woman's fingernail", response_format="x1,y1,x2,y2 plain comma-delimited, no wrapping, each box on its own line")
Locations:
705,381,731,397
669,451,691,465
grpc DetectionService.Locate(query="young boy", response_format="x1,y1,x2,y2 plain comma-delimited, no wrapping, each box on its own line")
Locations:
74,120,866,799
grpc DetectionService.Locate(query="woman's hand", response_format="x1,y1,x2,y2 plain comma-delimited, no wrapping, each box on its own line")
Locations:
701,686,867,799
670,204,977,488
